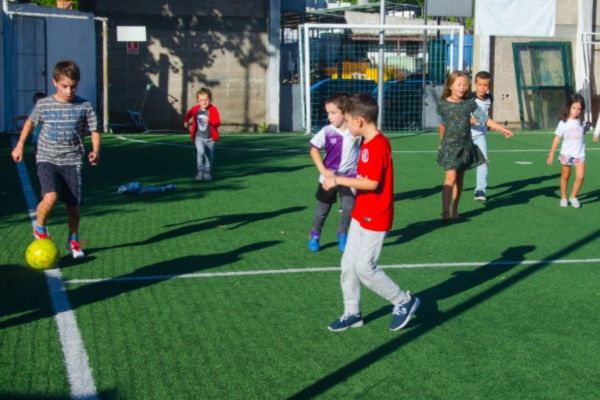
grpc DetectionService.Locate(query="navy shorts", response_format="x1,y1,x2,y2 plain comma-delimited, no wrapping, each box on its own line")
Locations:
37,162,82,206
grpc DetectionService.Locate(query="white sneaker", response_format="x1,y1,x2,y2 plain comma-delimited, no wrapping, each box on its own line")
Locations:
569,197,581,208
559,199,568,207
68,240,85,259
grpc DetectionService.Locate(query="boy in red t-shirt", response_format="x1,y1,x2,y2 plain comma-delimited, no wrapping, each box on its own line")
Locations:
323,94,420,332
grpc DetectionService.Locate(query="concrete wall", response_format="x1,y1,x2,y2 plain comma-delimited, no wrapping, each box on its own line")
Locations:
482,0,600,128
88,0,269,132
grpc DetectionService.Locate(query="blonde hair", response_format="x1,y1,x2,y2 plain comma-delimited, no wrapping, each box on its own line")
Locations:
441,71,470,100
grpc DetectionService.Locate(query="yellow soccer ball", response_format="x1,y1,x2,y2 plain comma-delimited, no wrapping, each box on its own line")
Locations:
25,238,59,270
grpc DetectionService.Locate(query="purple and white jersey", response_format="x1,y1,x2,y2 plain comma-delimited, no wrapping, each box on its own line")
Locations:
310,124,359,183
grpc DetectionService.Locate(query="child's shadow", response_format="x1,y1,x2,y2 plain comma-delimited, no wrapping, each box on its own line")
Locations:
363,245,536,325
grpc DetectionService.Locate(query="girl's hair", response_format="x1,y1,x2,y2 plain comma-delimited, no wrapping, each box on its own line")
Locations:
559,93,585,124
441,70,471,100
325,92,349,112
197,87,212,100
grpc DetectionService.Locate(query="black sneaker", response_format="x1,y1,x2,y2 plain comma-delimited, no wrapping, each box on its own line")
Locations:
474,191,486,201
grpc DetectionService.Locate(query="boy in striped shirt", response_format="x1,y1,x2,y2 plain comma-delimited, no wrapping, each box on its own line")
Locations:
12,60,101,259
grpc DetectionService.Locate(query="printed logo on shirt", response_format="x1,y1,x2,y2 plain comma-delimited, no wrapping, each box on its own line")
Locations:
361,149,369,163
330,138,338,144
197,113,208,131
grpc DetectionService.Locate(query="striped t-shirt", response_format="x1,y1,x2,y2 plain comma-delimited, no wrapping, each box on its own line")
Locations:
30,95,98,166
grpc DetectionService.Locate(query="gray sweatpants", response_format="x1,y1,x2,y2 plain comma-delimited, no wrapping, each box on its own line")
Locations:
340,219,409,315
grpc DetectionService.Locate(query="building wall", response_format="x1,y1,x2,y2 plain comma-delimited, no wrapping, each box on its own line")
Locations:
87,0,269,132
488,0,599,128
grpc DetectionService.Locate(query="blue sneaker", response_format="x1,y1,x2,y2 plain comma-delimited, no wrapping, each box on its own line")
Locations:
337,233,347,252
328,313,363,332
308,235,320,252
389,294,420,331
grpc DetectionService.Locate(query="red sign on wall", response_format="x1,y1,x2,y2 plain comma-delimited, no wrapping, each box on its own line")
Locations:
126,41,139,55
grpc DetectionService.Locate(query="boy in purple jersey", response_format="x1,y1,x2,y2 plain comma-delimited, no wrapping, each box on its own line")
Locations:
308,93,360,252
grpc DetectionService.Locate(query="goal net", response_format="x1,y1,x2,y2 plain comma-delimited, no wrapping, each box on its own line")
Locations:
299,22,465,133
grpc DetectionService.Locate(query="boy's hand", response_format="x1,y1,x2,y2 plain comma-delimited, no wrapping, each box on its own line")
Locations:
501,128,513,138
11,143,24,163
594,135,599,143
88,150,99,166
183,122,188,128
546,154,554,165
322,175,337,191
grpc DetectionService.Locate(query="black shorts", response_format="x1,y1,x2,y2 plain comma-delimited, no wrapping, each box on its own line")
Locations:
37,162,82,206
315,183,354,204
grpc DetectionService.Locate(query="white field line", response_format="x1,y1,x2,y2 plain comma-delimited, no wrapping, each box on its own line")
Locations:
64,258,600,285
113,134,600,155
12,138,98,400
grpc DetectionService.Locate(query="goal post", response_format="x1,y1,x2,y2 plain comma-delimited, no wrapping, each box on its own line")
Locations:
300,22,465,134
4,8,109,133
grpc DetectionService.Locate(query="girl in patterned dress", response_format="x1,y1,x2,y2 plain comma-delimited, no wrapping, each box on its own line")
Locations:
437,71,513,223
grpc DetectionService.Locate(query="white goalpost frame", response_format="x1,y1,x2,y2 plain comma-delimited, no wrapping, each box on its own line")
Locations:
301,22,464,134
582,32,598,125
4,8,110,133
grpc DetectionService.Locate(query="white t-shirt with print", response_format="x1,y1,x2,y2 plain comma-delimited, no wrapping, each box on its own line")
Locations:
555,119,586,159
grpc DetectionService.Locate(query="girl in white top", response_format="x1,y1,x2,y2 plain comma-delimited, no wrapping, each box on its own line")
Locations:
547,94,598,208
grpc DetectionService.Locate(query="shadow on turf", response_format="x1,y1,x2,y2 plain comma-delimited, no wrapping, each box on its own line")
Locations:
288,231,600,399
83,206,304,255
0,241,280,330
388,177,560,246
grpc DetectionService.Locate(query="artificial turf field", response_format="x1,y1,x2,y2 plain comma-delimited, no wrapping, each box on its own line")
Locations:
1,130,600,399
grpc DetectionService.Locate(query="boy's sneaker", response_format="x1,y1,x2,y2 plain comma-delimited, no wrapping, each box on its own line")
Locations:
389,294,420,331
569,197,581,208
328,313,363,332
337,233,347,253
474,191,486,201
33,229,48,240
559,198,568,207
195,172,204,181
203,173,213,181
68,240,85,259
308,235,320,252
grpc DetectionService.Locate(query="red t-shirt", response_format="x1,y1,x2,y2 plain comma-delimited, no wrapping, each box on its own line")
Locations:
351,132,394,231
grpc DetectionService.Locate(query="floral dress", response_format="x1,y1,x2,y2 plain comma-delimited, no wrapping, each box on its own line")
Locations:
437,98,488,171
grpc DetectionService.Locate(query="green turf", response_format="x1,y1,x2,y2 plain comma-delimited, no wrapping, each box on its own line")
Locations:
1,131,600,399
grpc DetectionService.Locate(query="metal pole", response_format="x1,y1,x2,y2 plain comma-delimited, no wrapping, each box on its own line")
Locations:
303,24,312,134
99,18,109,133
377,0,385,129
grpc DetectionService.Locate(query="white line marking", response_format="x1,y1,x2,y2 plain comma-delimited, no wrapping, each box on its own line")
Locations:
12,138,98,400
64,258,600,285
113,134,600,155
